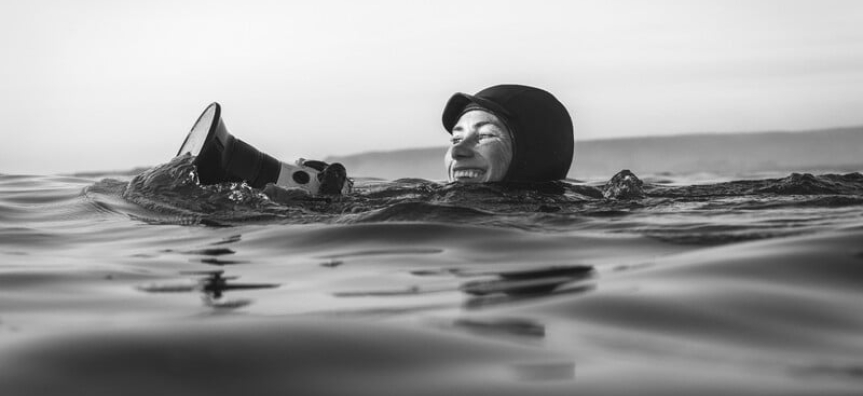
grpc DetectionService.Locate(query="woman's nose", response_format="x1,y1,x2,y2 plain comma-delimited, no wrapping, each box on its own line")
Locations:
450,140,475,159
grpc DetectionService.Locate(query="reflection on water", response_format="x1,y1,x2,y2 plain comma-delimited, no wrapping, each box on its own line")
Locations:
190,270,280,299
138,270,279,309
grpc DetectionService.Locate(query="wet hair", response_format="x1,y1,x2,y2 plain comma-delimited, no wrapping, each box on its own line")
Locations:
442,85,574,182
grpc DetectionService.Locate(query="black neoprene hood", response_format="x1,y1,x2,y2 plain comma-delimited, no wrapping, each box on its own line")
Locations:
442,84,574,182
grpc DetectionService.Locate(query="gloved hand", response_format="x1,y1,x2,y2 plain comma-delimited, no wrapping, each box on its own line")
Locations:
300,160,351,195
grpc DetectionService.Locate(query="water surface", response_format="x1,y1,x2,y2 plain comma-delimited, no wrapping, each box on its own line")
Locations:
1,156,862,395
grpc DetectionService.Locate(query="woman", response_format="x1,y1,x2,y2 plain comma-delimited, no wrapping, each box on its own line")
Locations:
177,84,573,195
442,84,574,183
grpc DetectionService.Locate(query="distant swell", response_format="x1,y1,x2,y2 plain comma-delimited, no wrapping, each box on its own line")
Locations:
645,172,863,198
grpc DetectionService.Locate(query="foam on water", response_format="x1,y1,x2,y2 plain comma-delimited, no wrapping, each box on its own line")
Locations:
2,156,863,395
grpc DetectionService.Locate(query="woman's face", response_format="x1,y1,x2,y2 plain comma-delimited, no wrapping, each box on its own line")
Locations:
445,110,513,183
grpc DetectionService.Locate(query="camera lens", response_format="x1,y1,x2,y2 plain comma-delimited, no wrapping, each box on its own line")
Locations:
292,171,311,184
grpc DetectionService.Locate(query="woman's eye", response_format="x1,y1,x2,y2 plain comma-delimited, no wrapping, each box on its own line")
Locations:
450,138,462,145
479,133,494,140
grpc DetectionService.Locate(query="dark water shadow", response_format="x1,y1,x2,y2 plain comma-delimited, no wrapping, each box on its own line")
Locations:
334,265,597,315
464,283,596,310
459,265,594,280
198,258,251,266
451,317,546,339
790,362,863,381
210,234,242,245
174,248,236,256
332,285,443,298
319,247,444,259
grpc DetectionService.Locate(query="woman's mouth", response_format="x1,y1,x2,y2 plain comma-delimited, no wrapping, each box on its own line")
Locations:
452,168,486,181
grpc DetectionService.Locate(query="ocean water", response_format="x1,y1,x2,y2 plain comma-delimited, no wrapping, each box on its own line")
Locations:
2,155,863,395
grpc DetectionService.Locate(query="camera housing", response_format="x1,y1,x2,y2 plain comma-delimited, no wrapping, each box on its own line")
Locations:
177,103,346,194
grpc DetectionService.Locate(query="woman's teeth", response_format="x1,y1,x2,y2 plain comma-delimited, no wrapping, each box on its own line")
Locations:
454,169,485,179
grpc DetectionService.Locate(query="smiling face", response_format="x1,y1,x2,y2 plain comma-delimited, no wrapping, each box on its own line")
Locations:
445,110,514,183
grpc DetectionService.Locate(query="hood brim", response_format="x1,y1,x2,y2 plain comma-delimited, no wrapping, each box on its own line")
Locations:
441,93,513,133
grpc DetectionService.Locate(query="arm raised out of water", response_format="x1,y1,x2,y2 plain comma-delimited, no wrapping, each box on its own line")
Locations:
175,102,352,196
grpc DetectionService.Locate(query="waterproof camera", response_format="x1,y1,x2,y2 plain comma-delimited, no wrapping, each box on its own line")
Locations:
176,103,350,195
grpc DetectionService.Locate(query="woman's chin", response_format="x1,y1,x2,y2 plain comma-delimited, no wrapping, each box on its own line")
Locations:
452,175,490,184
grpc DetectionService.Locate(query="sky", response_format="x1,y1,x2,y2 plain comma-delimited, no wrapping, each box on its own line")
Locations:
2,0,862,174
